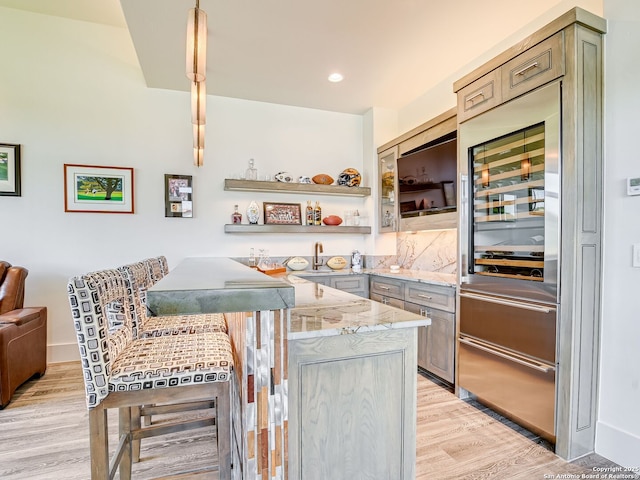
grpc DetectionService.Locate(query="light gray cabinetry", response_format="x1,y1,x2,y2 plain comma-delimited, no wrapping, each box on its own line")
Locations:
288,329,417,479
369,275,404,301
403,282,456,383
376,109,458,233
370,275,457,383
300,274,369,298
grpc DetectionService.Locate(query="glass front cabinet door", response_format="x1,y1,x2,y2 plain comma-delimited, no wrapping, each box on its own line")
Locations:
469,123,548,282
378,146,398,233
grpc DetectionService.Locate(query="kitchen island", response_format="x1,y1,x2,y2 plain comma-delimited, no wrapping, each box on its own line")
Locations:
147,257,428,480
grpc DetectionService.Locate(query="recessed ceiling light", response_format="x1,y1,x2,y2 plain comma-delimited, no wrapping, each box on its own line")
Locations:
328,73,344,83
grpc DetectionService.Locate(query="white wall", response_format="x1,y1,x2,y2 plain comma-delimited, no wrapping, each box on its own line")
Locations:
596,0,640,468
0,7,368,362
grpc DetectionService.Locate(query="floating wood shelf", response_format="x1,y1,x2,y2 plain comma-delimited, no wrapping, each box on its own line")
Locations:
224,179,371,197
224,224,371,234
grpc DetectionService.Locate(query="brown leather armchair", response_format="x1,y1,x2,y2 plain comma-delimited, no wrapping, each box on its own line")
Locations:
0,261,47,408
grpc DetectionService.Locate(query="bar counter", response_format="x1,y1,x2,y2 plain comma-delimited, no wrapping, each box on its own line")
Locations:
147,257,428,480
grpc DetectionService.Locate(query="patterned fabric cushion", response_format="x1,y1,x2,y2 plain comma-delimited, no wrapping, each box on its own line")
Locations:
68,269,136,407
140,313,227,337
110,332,232,392
147,256,166,284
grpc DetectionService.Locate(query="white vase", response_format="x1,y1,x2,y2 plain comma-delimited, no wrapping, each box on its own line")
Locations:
247,200,260,224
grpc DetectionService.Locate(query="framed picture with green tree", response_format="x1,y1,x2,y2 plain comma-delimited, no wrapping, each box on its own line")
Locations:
64,164,134,213
0,143,21,196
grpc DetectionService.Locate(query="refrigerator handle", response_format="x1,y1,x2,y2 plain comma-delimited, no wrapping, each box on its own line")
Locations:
459,337,554,374
459,291,552,313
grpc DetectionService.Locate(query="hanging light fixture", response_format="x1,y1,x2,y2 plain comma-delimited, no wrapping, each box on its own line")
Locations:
187,0,207,166
186,0,207,82
191,80,206,125
194,124,205,167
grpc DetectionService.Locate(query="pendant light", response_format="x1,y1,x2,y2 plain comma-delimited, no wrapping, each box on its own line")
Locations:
187,0,207,167
186,1,207,82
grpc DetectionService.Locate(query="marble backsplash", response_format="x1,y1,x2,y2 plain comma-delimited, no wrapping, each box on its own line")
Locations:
365,229,457,274
233,229,457,275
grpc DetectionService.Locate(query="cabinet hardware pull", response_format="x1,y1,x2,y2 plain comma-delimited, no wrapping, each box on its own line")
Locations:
378,285,390,290
459,337,553,373
514,61,539,77
466,91,485,103
417,294,432,299
460,292,552,313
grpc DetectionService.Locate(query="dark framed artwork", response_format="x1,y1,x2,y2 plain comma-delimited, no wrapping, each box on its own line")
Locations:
263,202,302,225
64,164,134,213
165,174,193,218
0,143,21,196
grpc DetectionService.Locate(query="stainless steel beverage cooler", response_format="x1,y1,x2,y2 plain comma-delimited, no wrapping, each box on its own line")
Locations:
458,82,561,442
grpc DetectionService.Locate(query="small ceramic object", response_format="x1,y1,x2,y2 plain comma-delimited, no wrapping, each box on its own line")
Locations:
337,168,362,187
312,174,334,185
284,256,309,271
299,176,312,184
246,200,260,224
390,264,400,272
327,256,348,270
322,215,343,226
275,172,294,183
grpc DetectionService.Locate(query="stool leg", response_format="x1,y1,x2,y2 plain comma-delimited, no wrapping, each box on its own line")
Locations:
131,405,141,462
216,382,232,480
119,407,133,480
88,406,109,479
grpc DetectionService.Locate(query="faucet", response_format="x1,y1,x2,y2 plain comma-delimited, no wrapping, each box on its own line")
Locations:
313,242,323,270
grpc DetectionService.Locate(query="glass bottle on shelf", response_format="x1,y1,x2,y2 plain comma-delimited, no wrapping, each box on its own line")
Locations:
314,201,322,225
306,200,314,226
245,158,258,180
231,204,242,224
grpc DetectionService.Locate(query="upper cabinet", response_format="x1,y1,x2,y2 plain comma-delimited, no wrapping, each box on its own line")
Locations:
377,108,458,233
378,146,398,233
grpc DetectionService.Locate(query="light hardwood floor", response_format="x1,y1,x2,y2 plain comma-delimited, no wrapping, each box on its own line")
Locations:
0,362,631,479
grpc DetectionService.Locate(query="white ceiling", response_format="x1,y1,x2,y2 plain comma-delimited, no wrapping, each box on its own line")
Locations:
0,0,593,115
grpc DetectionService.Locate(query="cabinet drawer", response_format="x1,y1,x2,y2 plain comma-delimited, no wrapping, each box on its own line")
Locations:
370,292,405,309
369,276,404,299
331,276,369,298
457,68,502,123
501,31,564,101
404,282,455,312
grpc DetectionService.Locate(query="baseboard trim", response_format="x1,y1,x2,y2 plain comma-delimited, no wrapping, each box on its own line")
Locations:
596,420,640,469
47,343,80,364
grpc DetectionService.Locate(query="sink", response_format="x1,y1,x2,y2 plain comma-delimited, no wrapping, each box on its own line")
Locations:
295,270,345,276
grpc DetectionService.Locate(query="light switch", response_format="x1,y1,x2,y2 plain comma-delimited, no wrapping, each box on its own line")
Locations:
633,243,640,268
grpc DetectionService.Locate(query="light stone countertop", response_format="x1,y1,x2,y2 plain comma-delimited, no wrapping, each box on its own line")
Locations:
146,257,431,341
147,257,295,315
284,274,429,340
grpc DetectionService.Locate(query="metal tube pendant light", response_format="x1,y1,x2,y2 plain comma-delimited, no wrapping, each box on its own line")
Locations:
191,80,206,125
193,114,205,167
186,1,207,82
187,0,207,166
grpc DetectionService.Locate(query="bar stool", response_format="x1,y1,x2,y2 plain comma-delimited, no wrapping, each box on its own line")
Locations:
118,259,228,338
67,268,234,479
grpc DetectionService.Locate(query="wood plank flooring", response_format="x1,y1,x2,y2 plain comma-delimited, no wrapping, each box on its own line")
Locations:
0,362,630,479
